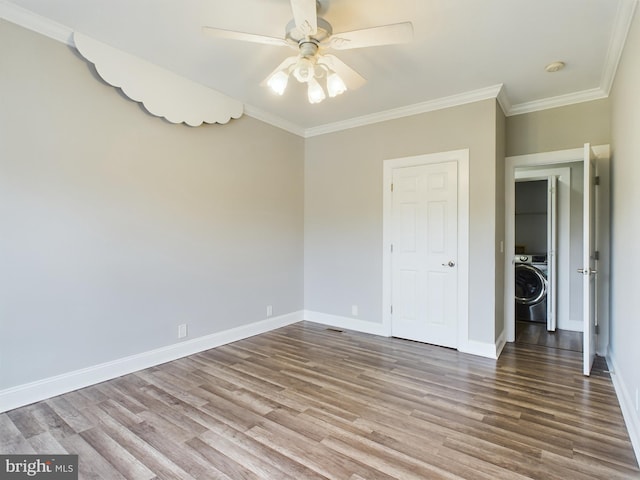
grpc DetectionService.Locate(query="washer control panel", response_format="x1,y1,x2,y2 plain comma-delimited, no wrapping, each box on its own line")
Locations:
514,254,547,264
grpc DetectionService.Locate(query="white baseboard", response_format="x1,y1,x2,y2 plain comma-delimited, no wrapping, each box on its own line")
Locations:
0,311,303,413
495,330,507,358
303,310,388,337
606,353,640,465
458,339,501,359
304,310,502,360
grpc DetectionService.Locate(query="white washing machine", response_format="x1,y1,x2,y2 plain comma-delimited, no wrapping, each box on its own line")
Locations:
514,254,548,323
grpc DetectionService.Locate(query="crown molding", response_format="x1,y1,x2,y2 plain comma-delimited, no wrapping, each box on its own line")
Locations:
507,87,608,117
243,105,306,137
496,84,512,116
0,0,73,45
304,84,504,138
506,0,637,117
600,0,638,95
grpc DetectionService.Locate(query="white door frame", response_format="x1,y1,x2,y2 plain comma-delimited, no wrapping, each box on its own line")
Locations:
583,143,598,375
547,174,558,332
504,145,609,344
382,149,469,349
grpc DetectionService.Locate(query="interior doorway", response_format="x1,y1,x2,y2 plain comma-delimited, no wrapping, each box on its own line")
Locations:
514,178,556,331
504,145,611,373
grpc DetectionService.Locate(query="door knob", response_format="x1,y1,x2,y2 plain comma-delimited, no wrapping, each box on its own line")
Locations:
442,261,456,267
577,268,597,275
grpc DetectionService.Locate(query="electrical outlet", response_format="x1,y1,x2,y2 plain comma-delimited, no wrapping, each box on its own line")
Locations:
351,305,358,316
178,324,188,339
266,305,273,318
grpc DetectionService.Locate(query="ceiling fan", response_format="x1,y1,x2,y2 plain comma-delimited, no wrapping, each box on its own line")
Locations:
202,0,413,104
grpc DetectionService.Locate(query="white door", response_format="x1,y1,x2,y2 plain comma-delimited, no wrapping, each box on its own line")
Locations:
547,175,558,331
391,161,458,348
582,143,597,376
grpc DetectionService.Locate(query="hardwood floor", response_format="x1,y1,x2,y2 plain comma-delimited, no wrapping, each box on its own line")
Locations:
2,321,638,479
515,321,583,352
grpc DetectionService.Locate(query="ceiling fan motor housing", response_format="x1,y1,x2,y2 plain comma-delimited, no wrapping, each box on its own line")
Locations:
286,17,333,50
299,41,319,58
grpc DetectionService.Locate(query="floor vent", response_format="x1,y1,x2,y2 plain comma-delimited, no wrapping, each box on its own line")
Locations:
326,328,344,333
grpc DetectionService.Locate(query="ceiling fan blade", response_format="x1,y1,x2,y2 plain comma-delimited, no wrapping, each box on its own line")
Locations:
290,0,317,36
260,56,299,86
328,22,413,50
202,26,289,47
317,55,366,90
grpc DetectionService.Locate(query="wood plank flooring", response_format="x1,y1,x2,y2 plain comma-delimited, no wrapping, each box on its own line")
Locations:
2,321,638,479
515,321,583,352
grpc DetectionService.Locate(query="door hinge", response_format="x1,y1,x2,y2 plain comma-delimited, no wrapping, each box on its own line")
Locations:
390,244,394,253
594,250,600,261
391,183,394,192
390,305,393,314
595,324,600,334
594,176,600,186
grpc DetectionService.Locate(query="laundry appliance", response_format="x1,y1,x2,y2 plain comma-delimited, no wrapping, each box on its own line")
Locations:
514,254,548,324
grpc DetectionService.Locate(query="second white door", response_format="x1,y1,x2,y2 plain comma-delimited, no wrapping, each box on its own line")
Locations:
391,161,458,348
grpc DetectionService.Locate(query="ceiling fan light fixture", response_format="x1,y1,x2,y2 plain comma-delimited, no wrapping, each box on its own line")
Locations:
292,57,315,83
204,2,415,106
307,77,326,104
326,71,347,97
267,70,290,95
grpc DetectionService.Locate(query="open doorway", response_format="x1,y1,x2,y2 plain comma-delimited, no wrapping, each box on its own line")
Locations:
504,145,611,374
513,166,581,352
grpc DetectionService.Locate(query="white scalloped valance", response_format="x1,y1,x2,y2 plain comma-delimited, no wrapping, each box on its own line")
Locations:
73,32,243,127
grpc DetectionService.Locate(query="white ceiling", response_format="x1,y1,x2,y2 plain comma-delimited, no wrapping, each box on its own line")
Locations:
1,0,637,136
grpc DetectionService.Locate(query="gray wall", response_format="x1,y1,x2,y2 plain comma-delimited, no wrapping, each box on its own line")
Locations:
0,20,304,389
610,5,640,438
495,104,506,341
515,180,548,253
304,99,500,345
507,99,610,157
